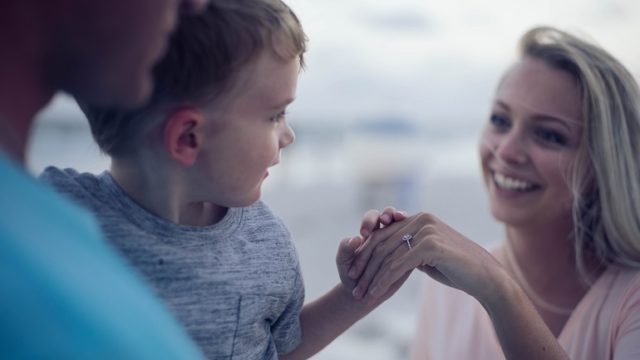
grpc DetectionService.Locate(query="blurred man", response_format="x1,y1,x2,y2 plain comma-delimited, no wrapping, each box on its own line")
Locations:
0,0,210,358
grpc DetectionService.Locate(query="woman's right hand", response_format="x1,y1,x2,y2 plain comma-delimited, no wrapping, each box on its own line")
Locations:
349,211,509,304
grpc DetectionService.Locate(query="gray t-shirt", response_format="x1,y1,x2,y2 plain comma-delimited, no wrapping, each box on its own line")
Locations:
40,167,304,359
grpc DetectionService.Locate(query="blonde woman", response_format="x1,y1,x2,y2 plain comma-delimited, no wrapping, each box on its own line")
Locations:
348,26,640,359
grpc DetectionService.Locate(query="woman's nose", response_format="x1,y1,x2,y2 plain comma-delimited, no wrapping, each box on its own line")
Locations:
493,131,528,165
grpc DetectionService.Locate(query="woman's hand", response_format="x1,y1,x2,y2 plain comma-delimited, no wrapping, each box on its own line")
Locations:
351,211,569,359
350,212,507,304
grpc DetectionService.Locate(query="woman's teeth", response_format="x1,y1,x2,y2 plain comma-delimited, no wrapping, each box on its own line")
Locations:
494,172,535,191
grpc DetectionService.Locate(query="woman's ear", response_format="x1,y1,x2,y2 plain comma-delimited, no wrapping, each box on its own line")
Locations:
163,108,205,167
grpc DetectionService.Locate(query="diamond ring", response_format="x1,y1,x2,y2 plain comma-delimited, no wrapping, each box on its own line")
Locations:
402,234,413,250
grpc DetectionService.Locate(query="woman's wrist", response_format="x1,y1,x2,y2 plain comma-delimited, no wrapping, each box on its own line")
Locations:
477,265,523,312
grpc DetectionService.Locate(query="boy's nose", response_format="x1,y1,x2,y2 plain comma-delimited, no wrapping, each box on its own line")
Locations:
280,123,295,148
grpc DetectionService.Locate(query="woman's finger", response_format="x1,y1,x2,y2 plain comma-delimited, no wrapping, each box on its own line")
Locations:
366,240,428,299
351,221,418,298
348,217,413,280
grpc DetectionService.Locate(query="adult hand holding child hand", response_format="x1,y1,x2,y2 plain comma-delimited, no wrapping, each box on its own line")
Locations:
349,209,509,307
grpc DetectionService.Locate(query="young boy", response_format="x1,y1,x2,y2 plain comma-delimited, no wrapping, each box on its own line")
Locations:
41,1,403,358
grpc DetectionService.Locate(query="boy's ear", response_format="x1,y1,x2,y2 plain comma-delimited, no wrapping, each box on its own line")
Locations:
163,108,205,167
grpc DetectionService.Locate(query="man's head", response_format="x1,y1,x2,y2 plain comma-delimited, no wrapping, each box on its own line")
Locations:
81,0,307,159
49,0,209,108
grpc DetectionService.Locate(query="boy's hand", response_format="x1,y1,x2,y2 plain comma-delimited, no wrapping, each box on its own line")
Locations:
359,206,409,239
335,236,364,293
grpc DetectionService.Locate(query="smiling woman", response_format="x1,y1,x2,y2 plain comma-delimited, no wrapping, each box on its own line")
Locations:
347,25,640,360
480,56,583,234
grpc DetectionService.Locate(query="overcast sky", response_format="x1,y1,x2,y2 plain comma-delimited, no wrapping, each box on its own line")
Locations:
285,0,640,131
39,0,640,137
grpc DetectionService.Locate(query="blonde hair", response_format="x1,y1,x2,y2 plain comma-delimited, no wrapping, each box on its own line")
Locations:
518,26,640,279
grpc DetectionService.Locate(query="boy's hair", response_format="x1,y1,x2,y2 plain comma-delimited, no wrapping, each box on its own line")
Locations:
79,0,307,158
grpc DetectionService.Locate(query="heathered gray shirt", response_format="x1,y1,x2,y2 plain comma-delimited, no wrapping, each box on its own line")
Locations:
40,167,304,359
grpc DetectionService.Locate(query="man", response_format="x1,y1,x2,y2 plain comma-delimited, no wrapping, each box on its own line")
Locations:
0,0,210,358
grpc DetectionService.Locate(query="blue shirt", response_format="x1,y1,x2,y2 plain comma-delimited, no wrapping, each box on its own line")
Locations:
0,154,203,359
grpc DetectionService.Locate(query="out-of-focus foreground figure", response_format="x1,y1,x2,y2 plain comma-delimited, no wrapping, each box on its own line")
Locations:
0,0,210,358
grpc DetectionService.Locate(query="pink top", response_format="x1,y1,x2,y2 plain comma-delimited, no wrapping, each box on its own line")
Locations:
410,265,640,360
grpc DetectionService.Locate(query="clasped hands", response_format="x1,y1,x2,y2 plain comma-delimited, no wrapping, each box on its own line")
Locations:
336,207,506,306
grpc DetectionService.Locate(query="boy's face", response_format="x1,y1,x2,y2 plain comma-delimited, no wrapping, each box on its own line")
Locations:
192,50,299,207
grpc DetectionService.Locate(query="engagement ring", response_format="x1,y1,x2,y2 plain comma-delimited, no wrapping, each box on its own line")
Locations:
402,234,413,250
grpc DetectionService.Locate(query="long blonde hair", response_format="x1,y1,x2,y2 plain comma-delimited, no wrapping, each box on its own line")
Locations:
519,26,640,279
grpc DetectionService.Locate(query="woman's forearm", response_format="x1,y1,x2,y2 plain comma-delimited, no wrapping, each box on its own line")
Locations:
482,275,569,360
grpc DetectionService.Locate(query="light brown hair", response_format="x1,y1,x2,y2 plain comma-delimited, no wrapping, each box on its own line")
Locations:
80,0,307,157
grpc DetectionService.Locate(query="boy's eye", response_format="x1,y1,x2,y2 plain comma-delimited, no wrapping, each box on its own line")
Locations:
489,114,510,130
535,128,568,146
270,110,287,123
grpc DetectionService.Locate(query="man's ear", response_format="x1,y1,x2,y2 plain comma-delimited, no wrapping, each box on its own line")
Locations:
163,108,205,167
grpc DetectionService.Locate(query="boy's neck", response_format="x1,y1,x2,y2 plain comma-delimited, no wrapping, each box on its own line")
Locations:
179,202,228,227
110,159,228,226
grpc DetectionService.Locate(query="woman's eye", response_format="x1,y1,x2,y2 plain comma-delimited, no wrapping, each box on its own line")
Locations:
490,114,510,130
535,128,568,146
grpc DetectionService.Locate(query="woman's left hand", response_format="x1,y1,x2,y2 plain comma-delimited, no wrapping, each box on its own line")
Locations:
349,212,507,304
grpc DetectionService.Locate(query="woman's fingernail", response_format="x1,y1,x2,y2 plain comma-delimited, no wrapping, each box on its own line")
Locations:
352,287,361,299
369,286,378,297
381,214,391,223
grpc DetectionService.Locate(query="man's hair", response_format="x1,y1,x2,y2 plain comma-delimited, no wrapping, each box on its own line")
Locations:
79,0,307,158
518,26,640,279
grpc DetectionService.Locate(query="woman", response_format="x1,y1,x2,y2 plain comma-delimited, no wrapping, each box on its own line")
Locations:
347,26,640,359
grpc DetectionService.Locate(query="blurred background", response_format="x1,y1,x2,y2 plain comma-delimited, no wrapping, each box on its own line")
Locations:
28,0,640,358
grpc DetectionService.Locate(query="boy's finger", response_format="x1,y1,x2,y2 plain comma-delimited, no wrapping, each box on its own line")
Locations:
336,236,362,266
380,206,397,225
360,209,381,238
393,210,409,222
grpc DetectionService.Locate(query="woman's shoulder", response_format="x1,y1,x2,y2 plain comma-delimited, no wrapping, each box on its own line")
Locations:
607,266,640,305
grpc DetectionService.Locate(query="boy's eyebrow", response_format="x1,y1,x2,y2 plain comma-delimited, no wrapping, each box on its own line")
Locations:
271,97,295,110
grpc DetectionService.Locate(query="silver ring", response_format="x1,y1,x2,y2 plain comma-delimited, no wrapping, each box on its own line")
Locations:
402,234,413,250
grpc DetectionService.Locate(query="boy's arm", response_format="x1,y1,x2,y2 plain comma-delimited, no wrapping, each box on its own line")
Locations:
280,237,369,360
280,282,370,360
281,208,409,359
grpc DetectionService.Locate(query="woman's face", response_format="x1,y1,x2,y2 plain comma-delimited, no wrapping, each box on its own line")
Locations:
479,57,583,228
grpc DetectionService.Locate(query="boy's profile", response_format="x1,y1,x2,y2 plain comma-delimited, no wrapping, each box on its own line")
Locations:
41,0,403,358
